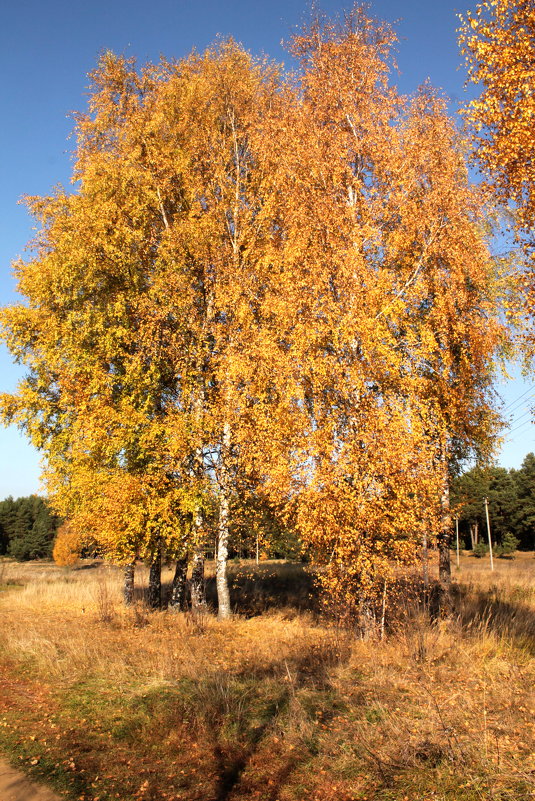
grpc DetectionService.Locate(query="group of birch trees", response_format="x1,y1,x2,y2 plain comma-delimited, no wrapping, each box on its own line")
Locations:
0,7,504,621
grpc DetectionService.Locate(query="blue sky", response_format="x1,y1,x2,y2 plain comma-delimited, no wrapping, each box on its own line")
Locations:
1,0,533,498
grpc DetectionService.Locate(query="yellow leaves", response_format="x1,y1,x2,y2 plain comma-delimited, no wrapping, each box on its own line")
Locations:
459,0,534,362
460,0,535,233
0,7,504,590
52,522,82,566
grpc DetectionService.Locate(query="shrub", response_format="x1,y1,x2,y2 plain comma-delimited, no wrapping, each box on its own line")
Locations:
52,522,82,567
495,531,519,559
472,542,489,558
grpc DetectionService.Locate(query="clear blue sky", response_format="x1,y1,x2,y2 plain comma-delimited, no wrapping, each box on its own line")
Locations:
1,0,533,498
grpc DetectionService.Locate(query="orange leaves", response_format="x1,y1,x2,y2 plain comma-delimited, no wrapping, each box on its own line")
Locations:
52,522,82,567
459,0,535,239
0,7,503,607
459,0,535,363
248,8,501,612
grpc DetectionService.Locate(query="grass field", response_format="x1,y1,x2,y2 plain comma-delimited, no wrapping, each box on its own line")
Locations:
0,554,533,800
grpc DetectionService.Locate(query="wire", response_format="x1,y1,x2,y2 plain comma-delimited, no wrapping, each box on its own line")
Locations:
505,395,535,420
502,384,535,413
509,409,532,425
507,418,534,436
499,408,533,434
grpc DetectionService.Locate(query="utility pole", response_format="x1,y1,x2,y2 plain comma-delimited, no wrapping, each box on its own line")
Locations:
455,516,460,569
483,497,494,572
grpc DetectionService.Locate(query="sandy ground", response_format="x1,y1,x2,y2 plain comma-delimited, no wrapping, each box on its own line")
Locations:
0,759,62,801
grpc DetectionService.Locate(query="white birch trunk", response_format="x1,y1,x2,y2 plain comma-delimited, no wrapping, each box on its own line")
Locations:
216,421,232,619
190,355,207,613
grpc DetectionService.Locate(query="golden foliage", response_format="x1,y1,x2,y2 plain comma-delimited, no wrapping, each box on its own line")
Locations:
0,7,504,612
459,0,535,247
459,0,535,362
52,522,81,567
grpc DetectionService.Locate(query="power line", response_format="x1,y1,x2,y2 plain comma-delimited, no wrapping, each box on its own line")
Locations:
509,409,532,426
502,384,535,413
507,417,534,436
500,408,534,434
505,394,535,420
502,431,531,445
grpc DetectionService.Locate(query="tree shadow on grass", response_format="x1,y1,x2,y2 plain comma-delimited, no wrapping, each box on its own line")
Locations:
210,563,318,617
157,562,318,617
206,639,348,801
208,669,346,800
214,747,301,801
451,582,535,653
379,574,535,655
145,621,352,801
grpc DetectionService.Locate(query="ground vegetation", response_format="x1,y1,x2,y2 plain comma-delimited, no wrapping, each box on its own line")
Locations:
0,557,533,800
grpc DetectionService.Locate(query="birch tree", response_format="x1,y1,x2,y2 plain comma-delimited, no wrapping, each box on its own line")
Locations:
0,43,281,616
245,7,502,622
0,8,503,626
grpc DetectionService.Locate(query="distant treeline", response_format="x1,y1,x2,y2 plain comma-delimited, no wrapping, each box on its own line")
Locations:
452,453,535,552
1,452,534,564
0,496,60,561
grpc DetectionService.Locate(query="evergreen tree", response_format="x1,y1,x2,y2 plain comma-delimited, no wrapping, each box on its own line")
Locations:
487,467,518,542
0,496,16,555
451,468,489,548
0,495,59,560
513,453,535,550
452,463,529,551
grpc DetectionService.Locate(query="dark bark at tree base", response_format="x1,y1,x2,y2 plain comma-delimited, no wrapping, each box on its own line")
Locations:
148,553,162,609
358,599,377,640
436,532,452,616
438,534,452,585
168,557,188,611
123,561,135,606
190,550,206,612
429,581,453,619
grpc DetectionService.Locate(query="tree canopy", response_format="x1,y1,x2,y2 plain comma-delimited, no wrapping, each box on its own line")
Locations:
459,0,535,362
0,6,504,619
459,0,535,254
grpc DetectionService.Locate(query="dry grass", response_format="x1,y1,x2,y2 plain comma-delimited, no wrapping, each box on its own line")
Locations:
0,554,533,800
453,549,535,586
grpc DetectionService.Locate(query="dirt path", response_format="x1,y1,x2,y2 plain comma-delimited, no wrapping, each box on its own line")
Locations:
0,758,62,801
